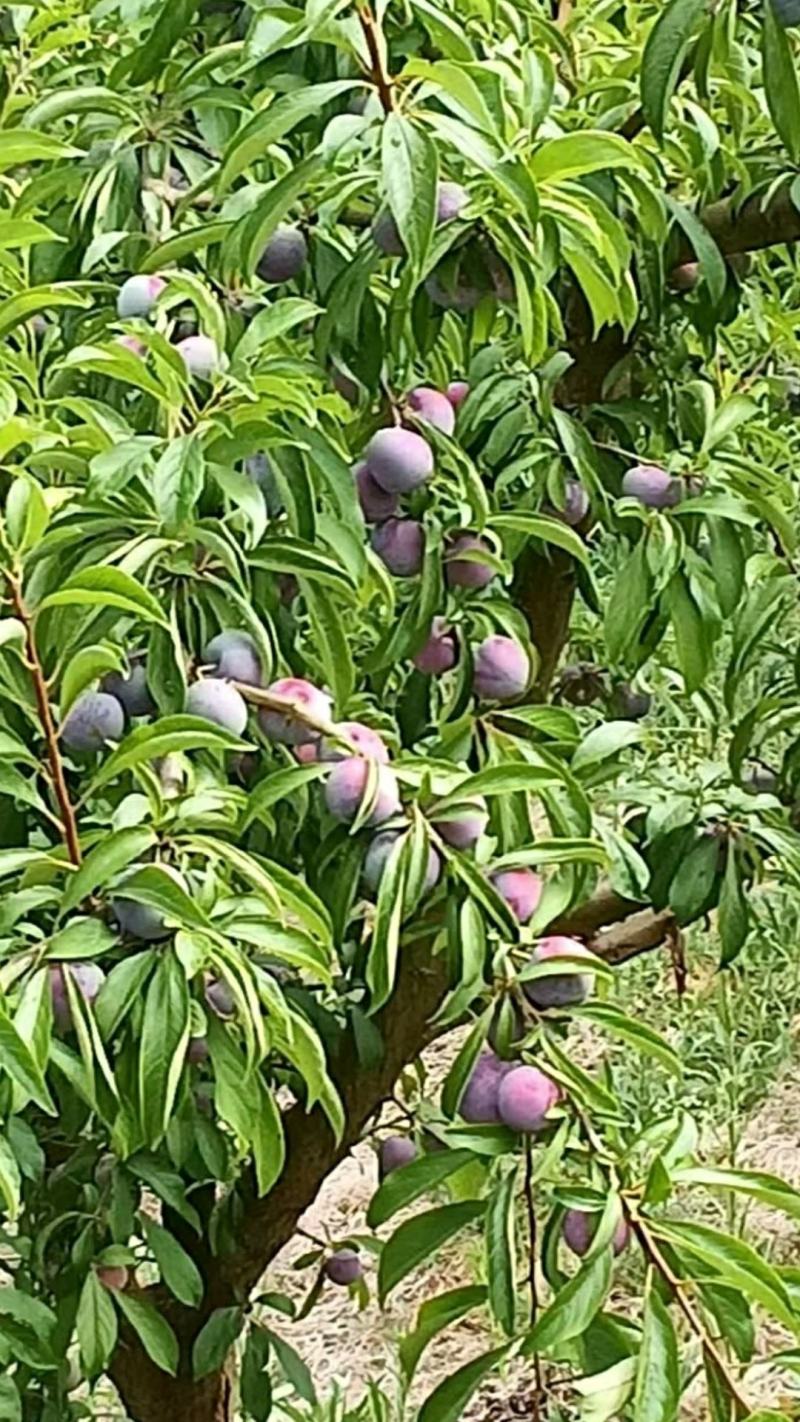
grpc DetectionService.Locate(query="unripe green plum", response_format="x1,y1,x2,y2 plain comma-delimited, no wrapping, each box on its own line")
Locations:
325,1249,363,1285
432,795,488,849
366,428,434,493
524,936,594,1010
176,334,223,379
260,678,332,746
204,629,262,686
473,636,530,701
413,618,457,675
363,830,440,895
621,464,681,509
319,721,389,763
185,680,248,734
62,692,125,751
371,518,425,577
497,1064,559,1132
50,964,105,1031
459,1051,512,1123
112,898,169,942
445,533,495,589
408,387,455,435
562,1208,630,1257
324,758,400,825
102,662,154,717
257,225,308,283
490,867,542,923
446,380,469,408
97,1265,129,1291
354,461,398,523
379,1136,418,1177
117,274,165,319
609,682,651,721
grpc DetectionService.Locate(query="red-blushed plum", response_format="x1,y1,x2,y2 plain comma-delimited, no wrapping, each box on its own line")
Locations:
408,386,455,435
187,1037,209,1064
204,976,235,1019
186,680,248,735
116,334,146,357
112,899,169,942
259,678,332,746
562,1208,631,1257
257,226,307,283
117,274,165,318
319,721,389,763
445,533,495,589
371,518,425,577
363,830,440,895
365,428,433,493
50,964,105,1031
203,629,261,686
413,618,458,675
176,334,222,379
324,758,401,825
460,1051,512,1123
325,1249,363,1285
553,479,590,527
97,1266,129,1291
379,1136,418,1177
523,936,594,1009
490,867,542,923
446,380,469,408
621,464,682,508
354,460,398,523
669,262,699,291
473,636,530,701
432,795,489,848
61,692,125,751
609,682,652,720
497,1064,560,1132
295,742,319,764
102,661,154,717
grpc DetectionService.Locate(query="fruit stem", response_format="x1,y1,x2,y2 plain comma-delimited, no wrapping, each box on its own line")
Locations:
5,573,82,866
357,5,395,113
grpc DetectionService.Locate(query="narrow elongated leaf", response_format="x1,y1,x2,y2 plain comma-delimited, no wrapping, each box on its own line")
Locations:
400,1286,487,1383
139,952,190,1145
378,1201,485,1304
152,435,205,531
655,1220,795,1328
524,1248,612,1352
143,1218,203,1308
114,1292,179,1376
0,1005,55,1114
60,827,157,915
417,1344,512,1422
641,0,706,143
39,567,167,625
634,1283,680,1421
381,113,438,271
192,1306,245,1379
76,1272,118,1378
89,716,250,791
367,1150,476,1228
763,1,800,162
485,1167,517,1335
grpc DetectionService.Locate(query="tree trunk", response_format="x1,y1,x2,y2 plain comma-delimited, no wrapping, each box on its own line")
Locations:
112,1344,232,1421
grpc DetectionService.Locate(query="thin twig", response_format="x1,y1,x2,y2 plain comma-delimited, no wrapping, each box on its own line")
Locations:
357,5,395,113
524,1140,544,1416
5,574,81,866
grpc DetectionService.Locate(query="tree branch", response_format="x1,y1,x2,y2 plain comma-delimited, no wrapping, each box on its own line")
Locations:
357,5,394,114
686,182,800,259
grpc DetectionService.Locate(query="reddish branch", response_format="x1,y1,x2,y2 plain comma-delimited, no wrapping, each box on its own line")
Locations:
5,574,81,866
358,5,395,114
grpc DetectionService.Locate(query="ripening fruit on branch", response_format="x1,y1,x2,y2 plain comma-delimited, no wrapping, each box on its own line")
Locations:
324,1249,363,1285
259,678,332,746
562,1209,630,1258
185,679,248,734
324,759,400,826
176,334,223,379
497,1064,560,1132
112,898,169,942
116,334,146,358
372,181,468,256
407,386,455,435
473,636,530,701
50,964,105,1031
446,380,469,408
203,629,262,686
354,461,398,524
365,428,434,494
621,464,682,509
117,274,165,318
459,1051,512,1123
523,936,594,1010
319,721,389,763
668,261,699,292
558,663,606,707
204,975,235,1019
61,692,125,751
379,1136,418,1177
551,479,590,527
413,618,458,675
187,1036,209,1064
489,867,542,923
609,682,651,720
97,1265,129,1291
363,830,440,895
256,225,308,283
445,533,495,590
432,795,488,849
371,518,425,577
102,661,154,717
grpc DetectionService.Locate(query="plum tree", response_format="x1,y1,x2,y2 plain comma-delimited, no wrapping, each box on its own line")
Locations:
102,661,155,717
473,636,530,700
256,225,307,283
203,629,262,686
324,758,401,825
259,678,332,745
412,618,458,674
524,937,595,1009
444,533,495,589
378,1136,417,1176
497,1065,560,1132
324,1249,363,1286
185,679,248,733
371,518,425,576
61,691,125,751
364,428,434,492
117,274,165,318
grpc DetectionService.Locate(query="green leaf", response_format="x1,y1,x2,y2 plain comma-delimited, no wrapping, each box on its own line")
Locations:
441,1010,493,1118
485,1166,517,1335
665,198,727,307
655,1220,795,1328
634,1283,680,1422
367,1150,476,1228
0,1135,21,1220
39,567,168,625
718,841,748,967
192,1306,245,1379
0,132,82,174
243,762,328,829
524,1248,612,1353
417,1345,512,1422
443,763,562,803
378,1201,486,1304
531,132,637,182
572,722,642,775
61,827,156,916
490,511,591,567
365,833,406,1012
76,1271,118,1378
124,0,199,85
664,570,711,693
0,1378,21,1422
126,1155,200,1232
763,1,800,162
115,865,211,932
152,435,205,531
300,581,354,709
640,0,706,143
89,716,251,792
0,1004,55,1114
219,81,361,191
139,951,190,1146
572,1003,681,1078
381,112,439,272
114,1292,179,1376
668,833,719,924
142,1218,203,1308
674,1166,800,1221
262,1327,317,1405
47,917,116,960
399,1286,487,1384
241,1329,272,1422
60,644,125,718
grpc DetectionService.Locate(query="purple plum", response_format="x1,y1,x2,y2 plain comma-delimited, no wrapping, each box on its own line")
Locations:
445,533,495,590
187,1037,209,1064
176,335,223,380
204,975,235,1019
257,225,307,283
117,275,165,319
366,428,434,494
523,936,594,1010
371,519,425,577
562,1209,630,1258
669,262,699,292
325,1249,363,1285
407,387,455,436
363,830,440,895
473,636,530,701
203,629,262,687
446,380,470,408
372,182,468,256
490,868,543,924
621,464,682,509
324,758,400,826
355,461,398,523
259,678,332,747
459,1052,512,1123
61,692,125,752
319,721,389,763
102,662,154,717
50,963,105,1031
497,1065,560,1132
185,680,248,734
609,683,651,720
552,479,590,527
431,795,488,849
413,618,458,675
379,1136,418,1177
